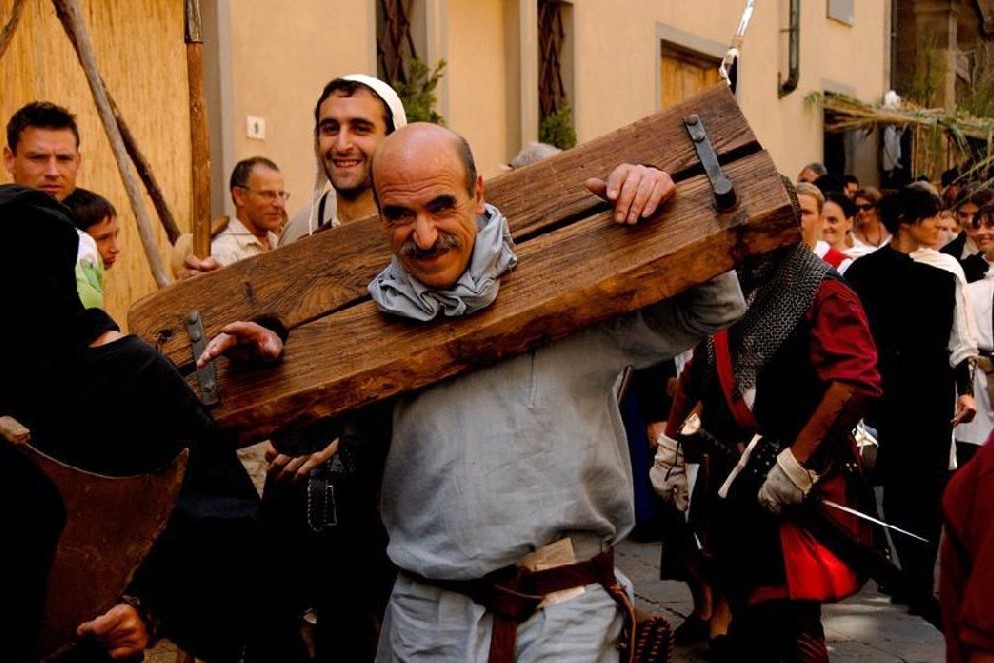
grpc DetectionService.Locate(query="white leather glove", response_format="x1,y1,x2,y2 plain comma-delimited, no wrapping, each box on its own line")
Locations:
649,433,689,512
757,448,819,515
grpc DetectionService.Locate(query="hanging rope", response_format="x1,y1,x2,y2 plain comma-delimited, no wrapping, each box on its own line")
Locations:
719,0,756,85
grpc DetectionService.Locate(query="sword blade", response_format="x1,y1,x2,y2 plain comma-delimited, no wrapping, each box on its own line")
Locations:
821,499,929,543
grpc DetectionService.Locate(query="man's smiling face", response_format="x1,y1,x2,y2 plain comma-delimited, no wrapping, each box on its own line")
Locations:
316,90,389,200
374,125,485,290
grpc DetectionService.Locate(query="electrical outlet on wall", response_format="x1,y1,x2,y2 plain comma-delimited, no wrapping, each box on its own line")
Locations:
246,116,266,140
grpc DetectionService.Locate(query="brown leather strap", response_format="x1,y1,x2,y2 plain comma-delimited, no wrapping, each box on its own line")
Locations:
977,355,994,407
404,548,635,662
521,548,613,594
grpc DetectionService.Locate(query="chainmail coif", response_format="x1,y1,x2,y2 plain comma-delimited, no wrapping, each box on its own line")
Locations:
701,174,830,397
718,244,831,396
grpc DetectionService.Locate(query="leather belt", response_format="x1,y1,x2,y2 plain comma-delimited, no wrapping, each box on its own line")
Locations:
402,547,635,663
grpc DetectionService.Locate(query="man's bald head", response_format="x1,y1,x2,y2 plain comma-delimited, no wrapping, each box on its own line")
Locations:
371,123,477,206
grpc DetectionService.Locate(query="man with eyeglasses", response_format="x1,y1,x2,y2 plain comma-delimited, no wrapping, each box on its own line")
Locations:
210,156,288,268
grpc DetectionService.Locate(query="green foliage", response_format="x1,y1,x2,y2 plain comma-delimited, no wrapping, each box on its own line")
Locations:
393,58,447,125
959,43,994,120
539,103,577,150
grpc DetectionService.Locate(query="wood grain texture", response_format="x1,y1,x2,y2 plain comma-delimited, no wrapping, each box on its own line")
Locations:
208,151,798,444
127,85,800,443
187,39,211,258
128,84,758,367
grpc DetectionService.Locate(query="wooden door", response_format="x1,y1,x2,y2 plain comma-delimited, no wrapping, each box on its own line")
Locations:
660,42,722,109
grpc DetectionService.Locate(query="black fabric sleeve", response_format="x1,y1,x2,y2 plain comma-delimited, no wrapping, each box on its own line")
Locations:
955,358,975,397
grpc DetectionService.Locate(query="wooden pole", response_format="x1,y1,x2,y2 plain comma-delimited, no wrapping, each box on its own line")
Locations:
0,0,26,61
186,0,211,258
37,1,180,245
105,89,182,244
52,0,171,287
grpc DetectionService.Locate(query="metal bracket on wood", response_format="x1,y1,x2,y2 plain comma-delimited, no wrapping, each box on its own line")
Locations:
185,310,219,406
684,114,738,213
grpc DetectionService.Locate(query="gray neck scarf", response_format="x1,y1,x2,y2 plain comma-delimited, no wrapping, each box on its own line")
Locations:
368,203,517,321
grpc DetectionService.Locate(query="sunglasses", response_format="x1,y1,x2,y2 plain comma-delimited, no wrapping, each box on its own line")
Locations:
856,204,875,212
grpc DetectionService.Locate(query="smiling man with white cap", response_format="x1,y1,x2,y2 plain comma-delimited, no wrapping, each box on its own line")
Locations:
252,75,408,663
280,74,408,245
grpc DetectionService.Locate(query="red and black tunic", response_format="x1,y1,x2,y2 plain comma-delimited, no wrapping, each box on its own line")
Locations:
684,278,881,605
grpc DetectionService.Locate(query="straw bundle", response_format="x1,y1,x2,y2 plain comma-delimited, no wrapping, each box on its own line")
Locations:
809,91,994,144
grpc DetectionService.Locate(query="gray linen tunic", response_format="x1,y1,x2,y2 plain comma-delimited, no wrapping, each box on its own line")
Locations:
377,272,744,662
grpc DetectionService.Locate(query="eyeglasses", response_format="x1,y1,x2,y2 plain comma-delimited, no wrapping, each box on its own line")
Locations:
236,186,291,202
856,204,874,212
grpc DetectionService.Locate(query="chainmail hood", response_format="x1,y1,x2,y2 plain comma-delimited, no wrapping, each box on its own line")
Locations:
703,243,830,397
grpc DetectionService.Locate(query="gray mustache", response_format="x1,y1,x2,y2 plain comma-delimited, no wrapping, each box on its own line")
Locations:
401,233,460,259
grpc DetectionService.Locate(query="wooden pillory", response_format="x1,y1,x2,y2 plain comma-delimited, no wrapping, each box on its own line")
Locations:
129,85,801,446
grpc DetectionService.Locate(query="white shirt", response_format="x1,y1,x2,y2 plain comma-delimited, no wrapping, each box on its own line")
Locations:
210,217,278,267
847,233,890,259
909,248,979,369
959,270,994,447
281,188,338,246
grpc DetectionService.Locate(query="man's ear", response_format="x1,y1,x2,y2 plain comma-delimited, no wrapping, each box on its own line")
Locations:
474,174,485,214
231,186,246,208
2,146,14,175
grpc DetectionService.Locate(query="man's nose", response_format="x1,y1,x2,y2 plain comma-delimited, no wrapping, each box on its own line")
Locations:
413,213,437,249
334,129,353,151
44,157,60,177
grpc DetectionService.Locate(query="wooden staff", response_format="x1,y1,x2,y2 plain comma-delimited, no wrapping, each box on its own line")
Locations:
186,0,211,258
44,1,181,245
52,0,171,287
0,0,26,61
105,89,182,244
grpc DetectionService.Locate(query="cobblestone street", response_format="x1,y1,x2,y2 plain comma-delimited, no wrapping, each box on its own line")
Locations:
141,440,948,662
147,535,945,662
619,539,945,662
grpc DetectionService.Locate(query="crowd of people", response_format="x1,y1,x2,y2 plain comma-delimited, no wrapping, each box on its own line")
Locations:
647,162,994,662
2,74,994,663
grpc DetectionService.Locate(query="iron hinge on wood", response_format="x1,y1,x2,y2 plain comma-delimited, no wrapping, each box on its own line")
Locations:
185,310,219,406
684,114,738,213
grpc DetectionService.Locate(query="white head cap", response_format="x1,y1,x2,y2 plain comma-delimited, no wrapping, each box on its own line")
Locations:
341,74,408,131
